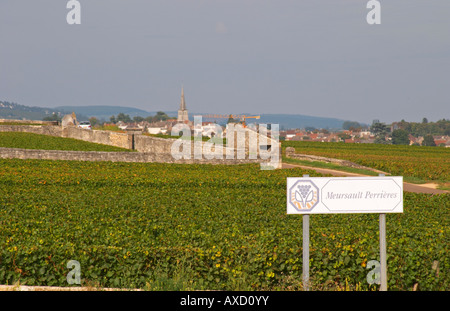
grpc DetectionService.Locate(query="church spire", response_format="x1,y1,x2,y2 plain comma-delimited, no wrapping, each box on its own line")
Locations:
177,84,189,122
179,85,186,111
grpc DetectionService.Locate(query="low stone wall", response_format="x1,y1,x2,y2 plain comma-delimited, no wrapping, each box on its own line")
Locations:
62,127,133,150
135,135,236,157
0,125,63,136
0,119,59,125
0,125,133,150
134,134,173,154
0,147,264,165
0,125,281,167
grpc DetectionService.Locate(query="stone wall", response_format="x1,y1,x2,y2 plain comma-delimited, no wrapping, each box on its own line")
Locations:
0,125,133,150
62,127,133,150
0,125,281,167
134,135,174,154
0,119,59,125
0,125,63,136
0,147,264,165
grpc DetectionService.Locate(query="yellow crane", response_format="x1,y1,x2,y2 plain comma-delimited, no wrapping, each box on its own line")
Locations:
239,115,261,127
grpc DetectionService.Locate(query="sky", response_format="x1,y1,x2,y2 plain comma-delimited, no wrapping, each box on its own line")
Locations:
0,0,449,124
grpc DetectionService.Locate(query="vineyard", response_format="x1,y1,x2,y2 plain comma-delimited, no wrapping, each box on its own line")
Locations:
0,159,448,290
0,132,132,152
282,141,450,182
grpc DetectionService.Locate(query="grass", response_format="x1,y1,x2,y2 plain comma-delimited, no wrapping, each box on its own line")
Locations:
283,156,450,190
282,156,381,176
282,141,450,184
0,132,133,152
94,125,126,132
0,159,448,291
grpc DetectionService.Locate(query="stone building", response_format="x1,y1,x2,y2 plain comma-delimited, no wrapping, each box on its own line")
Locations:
177,86,189,123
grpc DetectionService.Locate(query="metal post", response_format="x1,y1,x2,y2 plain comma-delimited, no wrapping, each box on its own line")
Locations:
379,213,387,291
302,174,310,291
303,214,310,291
378,174,387,291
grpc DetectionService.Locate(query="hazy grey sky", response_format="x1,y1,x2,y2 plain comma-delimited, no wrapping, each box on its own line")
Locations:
1,0,449,124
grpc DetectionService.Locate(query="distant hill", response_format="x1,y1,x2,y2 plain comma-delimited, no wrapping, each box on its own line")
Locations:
0,101,64,120
56,106,154,121
1,101,358,129
54,107,352,129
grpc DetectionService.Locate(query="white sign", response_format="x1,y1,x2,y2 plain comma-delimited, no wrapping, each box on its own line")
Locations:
287,177,403,214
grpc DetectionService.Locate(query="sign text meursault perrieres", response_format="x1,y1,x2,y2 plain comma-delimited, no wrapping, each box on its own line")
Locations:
287,177,403,214
326,190,398,200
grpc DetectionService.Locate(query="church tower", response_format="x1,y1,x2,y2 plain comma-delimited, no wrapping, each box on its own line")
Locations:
177,85,189,122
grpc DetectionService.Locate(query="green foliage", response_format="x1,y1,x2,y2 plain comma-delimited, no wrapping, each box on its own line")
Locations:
342,121,362,131
371,122,389,137
89,117,99,127
396,119,450,136
109,111,172,124
96,124,123,132
145,112,171,123
422,135,436,147
43,114,62,122
116,113,132,123
0,159,447,291
391,129,409,145
283,141,450,182
0,132,132,152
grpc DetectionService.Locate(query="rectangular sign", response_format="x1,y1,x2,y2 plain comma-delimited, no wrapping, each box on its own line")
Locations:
287,177,403,214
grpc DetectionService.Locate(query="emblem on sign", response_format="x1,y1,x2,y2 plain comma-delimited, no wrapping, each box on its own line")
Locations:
289,180,319,212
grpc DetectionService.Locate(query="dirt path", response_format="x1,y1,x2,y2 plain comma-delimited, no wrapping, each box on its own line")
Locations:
282,163,449,195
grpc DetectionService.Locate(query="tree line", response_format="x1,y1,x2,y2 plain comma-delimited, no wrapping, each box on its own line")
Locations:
370,118,450,146
107,112,171,124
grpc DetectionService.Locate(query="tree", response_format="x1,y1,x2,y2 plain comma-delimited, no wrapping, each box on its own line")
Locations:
391,129,409,145
422,135,436,146
116,113,132,123
337,133,351,141
422,117,428,124
89,117,99,127
154,111,169,121
227,114,237,124
371,122,388,136
343,121,361,130
43,113,61,122
110,115,116,124
144,112,170,123
133,116,144,123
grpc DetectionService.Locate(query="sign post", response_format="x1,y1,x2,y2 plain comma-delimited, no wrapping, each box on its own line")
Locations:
303,213,310,291
379,213,387,291
378,174,387,291
287,176,403,291
302,174,310,291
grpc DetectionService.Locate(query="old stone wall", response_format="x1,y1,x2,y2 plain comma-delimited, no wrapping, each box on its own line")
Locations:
0,119,58,125
0,147,265,165
134,135,174,154
0,125,133,150
62,127,133,150
0,125,281,167
0,125,63,136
